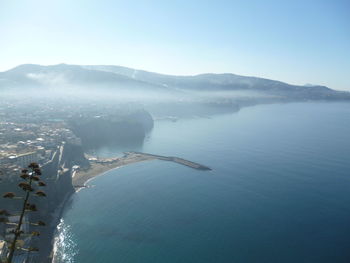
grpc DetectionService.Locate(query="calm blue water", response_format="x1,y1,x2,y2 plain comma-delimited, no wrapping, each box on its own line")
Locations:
54,102,350,263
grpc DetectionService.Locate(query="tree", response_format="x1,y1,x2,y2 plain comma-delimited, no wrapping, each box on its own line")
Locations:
0,163,47,263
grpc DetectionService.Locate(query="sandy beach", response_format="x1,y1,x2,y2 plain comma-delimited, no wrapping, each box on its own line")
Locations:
72,152,156,187
72,151,211,189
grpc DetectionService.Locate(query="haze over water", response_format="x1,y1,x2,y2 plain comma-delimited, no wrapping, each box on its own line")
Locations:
54,102,350,263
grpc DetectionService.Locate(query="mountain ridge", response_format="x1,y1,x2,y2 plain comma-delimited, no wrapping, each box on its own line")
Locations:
1,63,349,101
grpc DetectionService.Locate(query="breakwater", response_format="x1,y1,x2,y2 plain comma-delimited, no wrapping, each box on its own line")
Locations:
126,152,212,170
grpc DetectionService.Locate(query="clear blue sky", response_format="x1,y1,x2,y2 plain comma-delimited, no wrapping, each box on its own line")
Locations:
0,0,349,90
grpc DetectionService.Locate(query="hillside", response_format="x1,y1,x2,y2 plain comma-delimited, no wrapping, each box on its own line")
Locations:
1,64,349,102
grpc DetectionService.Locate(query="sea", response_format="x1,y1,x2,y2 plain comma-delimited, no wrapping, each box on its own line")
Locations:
53,102,350,263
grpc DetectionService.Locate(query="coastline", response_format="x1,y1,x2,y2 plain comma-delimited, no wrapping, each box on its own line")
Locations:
72,152,212,189
50,191,74,262
72,152,156,188
51,151,211,262
51,153,155,262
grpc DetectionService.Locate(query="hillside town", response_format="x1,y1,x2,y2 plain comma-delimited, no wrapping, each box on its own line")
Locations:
0,121,81,180
0,98,155,262
0,102,84,263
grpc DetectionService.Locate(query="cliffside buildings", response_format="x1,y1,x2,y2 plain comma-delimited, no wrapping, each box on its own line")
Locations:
0,120,82,180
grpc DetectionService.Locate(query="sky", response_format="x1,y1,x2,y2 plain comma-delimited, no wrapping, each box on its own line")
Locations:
0,0,349,90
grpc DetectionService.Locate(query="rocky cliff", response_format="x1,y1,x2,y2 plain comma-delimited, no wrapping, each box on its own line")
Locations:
34,142,89,262
69,110,154,149
0,142,89,262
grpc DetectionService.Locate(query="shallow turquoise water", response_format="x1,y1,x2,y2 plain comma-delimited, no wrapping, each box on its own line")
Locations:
54,102,350,263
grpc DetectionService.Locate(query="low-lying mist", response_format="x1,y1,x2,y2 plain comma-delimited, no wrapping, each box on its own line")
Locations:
0,83,274,103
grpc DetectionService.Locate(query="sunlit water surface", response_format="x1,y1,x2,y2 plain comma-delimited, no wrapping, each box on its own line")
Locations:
53,103,350,263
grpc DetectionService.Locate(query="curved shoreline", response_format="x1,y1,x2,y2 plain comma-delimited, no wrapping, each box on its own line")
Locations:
72,152,155,187
51,152,211,262
72,152,211,189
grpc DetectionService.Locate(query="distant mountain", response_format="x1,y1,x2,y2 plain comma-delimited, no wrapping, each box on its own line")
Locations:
0,64,167,92
1,63,349,101
84,65,349,100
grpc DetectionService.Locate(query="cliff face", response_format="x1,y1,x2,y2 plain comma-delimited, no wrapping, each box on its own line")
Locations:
60,143,90,168
126,110,154,132
0,110,154,261
32,143,89,262
69,110,154,149
0,143,86,262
